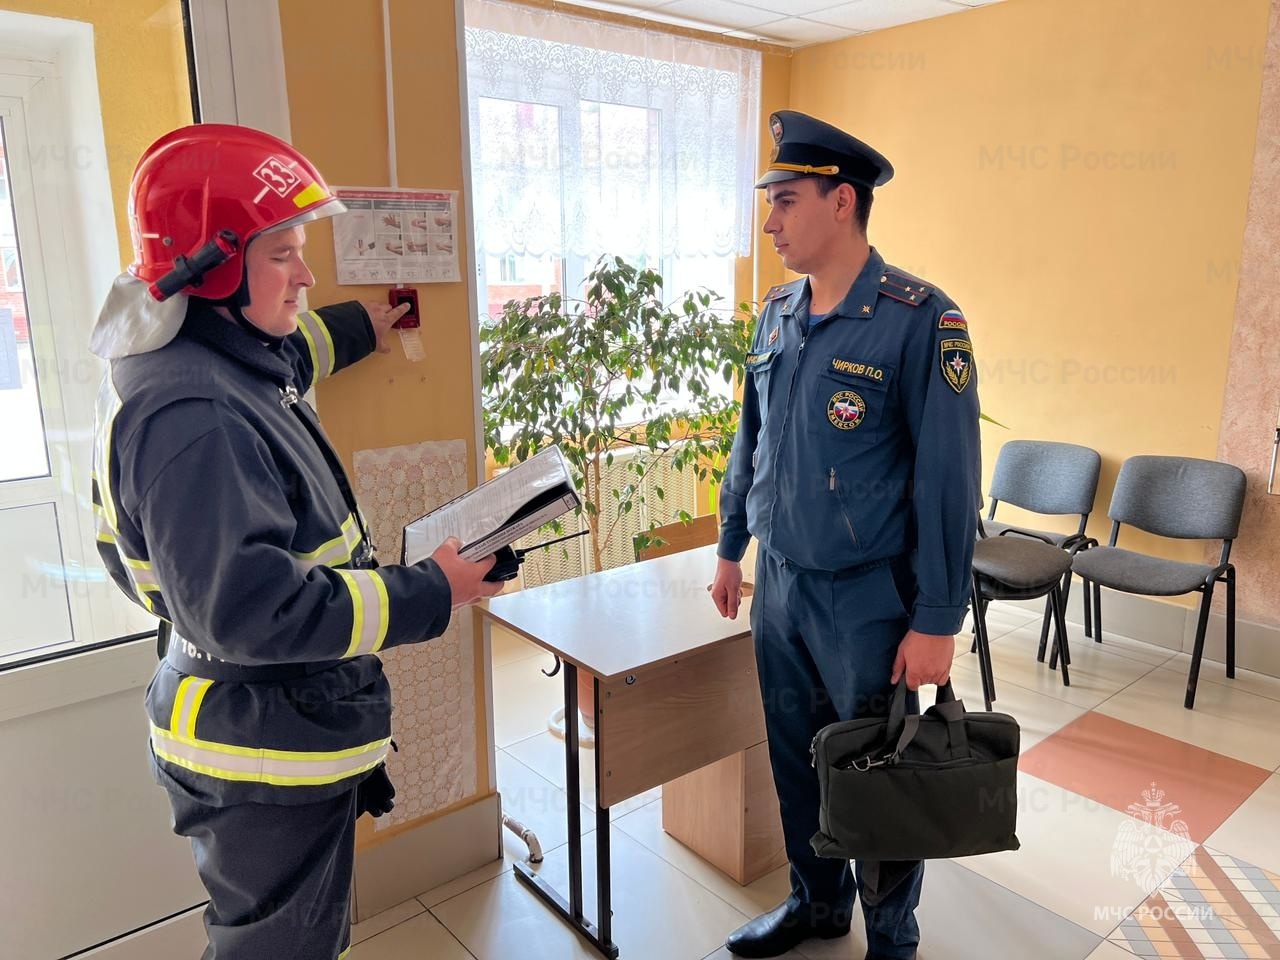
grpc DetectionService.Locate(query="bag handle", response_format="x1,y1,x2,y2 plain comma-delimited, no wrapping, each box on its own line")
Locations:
888,679,971,760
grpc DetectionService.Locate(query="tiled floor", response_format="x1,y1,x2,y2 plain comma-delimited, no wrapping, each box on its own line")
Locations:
353,605,1280,960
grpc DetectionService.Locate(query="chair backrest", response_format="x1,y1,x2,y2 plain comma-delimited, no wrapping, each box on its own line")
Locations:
1109,455,1247,541
634,514,718,561
989,440,1102,517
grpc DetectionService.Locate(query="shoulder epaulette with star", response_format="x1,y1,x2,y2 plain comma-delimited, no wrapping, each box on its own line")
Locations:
878,270,933,307
762,278,805,303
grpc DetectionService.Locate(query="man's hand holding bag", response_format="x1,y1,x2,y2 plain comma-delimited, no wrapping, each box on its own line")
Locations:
809,680,1020,862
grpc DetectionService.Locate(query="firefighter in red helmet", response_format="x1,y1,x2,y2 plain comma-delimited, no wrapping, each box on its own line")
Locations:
90,124,502,959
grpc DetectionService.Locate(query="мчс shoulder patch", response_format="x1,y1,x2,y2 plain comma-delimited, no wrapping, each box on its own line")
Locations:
940,339,974,394
938,309,967,331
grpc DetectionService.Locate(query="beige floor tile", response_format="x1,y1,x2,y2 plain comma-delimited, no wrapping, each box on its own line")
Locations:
1206,774,1280,873
351,910,474,959
956,773,1187,934
431,828,749,960
1085,942,1139,960
1160,653,1280,704
981,623,1158,709
350,898,426,946
490,624,545,669
613,798,792,919
503,729,660,818
491,654,566,748
1093,666,1280,769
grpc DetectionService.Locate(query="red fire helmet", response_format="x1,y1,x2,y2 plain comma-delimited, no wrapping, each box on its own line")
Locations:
127,124,345,301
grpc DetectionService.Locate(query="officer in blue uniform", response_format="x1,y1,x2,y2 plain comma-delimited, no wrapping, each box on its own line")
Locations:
709,111,981,959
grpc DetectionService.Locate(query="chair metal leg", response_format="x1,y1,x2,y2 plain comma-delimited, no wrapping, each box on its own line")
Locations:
1092,581,1103,642
1081,576,1093,639
970,597,989,655
970,574,995,710
1036,594,1052,663
1186,585,1216,710
1226,567,1236,680
1050,584,1071,687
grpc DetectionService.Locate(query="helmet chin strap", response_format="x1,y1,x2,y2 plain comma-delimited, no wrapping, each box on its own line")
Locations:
215,266,286,347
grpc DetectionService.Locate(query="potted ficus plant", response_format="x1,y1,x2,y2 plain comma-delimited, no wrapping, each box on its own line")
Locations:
481,256,752,744
481,256,752,572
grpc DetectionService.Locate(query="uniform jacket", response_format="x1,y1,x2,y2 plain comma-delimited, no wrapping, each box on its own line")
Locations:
718,248,981,636
92,300,452,805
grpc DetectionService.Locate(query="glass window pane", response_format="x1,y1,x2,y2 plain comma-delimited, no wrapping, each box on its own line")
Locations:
0,502,72,660
0,119,50,483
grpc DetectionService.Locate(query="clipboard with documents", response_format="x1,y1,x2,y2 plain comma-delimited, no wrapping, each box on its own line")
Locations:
401,445,582,566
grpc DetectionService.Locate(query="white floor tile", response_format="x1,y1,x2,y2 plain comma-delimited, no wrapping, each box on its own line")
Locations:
350,898,426,946
490,625,545,669
1206,774,1280,873
491,654,566,748
417,852,514,910
981,623,1158,710
1078,631,1181,668
1094,666,1280,769
351,910,474,959
927,658,1088,750
1160,653,1280,703
431,828,749,960
1085,941,1140,960
956,773,1189,934
614,798,792,919
503,729,660,818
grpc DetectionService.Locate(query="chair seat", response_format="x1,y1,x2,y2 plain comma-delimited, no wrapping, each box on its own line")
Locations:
1072,546,1214,596
981,520,1076,547
972,536,1072,590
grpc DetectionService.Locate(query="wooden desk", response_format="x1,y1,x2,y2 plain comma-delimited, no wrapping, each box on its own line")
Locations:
479,544,777,958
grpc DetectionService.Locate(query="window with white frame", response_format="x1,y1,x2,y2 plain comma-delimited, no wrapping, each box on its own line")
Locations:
464,0,759,421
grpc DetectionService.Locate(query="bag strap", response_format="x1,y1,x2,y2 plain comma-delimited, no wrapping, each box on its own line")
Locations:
888,680,971,760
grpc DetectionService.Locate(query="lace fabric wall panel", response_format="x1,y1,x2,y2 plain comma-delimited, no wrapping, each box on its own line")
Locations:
352,439,477,829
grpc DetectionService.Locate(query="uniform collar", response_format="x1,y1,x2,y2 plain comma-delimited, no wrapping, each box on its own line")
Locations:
780,247,886,323
181,300,296,384
832,246,885,321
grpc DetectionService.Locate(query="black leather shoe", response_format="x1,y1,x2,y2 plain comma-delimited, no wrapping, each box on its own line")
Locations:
725,899,851,958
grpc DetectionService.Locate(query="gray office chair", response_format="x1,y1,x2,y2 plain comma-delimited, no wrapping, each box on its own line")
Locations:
1071,456,1247,710
970,532,1074,710
979,440,1102,653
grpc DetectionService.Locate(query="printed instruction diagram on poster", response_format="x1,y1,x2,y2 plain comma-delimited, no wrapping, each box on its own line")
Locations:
331,187,459,284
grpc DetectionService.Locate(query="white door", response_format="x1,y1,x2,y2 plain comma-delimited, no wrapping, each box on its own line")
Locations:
0,82,152,664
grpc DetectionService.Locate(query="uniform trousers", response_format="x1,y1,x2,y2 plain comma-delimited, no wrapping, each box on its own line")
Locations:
166,786,358,960
751,544,924,959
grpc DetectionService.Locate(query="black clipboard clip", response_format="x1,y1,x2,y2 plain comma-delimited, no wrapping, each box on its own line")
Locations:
483,529,590,582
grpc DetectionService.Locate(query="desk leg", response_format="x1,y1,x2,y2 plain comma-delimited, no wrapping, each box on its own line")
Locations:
512,662,619,959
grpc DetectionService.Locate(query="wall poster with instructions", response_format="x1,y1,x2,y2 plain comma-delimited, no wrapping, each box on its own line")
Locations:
331,187,459,284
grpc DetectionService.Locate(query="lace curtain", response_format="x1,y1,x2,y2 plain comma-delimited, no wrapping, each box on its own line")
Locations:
464,0,760,262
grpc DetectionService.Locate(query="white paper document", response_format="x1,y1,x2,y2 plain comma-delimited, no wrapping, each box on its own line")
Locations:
402,446,581,565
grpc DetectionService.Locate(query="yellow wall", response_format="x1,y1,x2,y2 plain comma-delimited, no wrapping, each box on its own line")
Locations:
786,0,1269,576
0,0,193,263
278,0,492,828
279,0,478,484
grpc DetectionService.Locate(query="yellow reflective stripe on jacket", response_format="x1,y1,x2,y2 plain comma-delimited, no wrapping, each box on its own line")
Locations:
169,676,214,740
292,514,362,570
336,569,390,658
296,310,336,387
150,724,390,786
338,948,351,960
